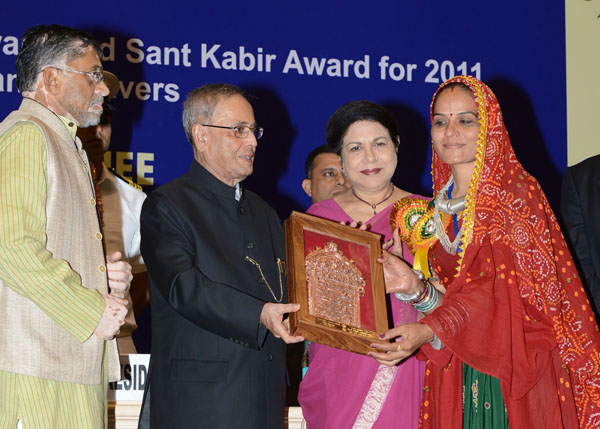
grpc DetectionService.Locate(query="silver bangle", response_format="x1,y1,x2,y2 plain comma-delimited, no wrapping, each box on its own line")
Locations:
394,291,421,302
393,270,426,302
412,282,439,313
429,333,445,350
412,269,425,281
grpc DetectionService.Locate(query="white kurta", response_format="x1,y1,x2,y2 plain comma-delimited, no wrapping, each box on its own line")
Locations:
98,165,147,354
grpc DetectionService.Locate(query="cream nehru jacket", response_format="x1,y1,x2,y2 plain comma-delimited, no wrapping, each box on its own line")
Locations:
0,98,119,384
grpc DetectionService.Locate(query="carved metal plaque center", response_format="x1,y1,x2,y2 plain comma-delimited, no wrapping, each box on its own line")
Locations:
305,241,366,327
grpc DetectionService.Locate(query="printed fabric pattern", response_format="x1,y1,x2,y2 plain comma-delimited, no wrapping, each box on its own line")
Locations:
415,75,600,428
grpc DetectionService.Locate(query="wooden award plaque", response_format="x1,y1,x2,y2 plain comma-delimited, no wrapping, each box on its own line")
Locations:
285,211,390,355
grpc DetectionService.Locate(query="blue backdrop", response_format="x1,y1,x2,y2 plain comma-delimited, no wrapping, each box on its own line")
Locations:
0,1,566,216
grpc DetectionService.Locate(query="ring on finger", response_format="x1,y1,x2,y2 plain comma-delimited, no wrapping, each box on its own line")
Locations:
397,343,403,352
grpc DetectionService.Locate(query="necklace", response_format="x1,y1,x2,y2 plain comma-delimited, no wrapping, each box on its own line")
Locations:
352,184,394,215
435,190,466,215
433,176,466,254
245,256,284,302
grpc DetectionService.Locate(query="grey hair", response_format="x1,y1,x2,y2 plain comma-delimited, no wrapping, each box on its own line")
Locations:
16,24,101,93
182,83,246,144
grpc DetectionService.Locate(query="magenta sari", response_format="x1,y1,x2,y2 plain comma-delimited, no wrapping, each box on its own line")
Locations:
298,198,425,429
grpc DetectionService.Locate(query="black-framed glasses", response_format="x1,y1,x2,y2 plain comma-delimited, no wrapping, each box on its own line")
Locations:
46,66,105,84
201,124,264,140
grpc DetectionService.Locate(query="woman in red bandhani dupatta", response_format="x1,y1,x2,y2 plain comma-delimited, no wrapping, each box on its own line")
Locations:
369,75,600,428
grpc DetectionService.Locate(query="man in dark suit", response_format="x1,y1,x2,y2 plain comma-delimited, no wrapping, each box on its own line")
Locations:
561,154,600,319
139,83,303,428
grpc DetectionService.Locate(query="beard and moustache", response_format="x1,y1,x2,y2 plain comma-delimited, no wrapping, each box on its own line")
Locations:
64,93,105,128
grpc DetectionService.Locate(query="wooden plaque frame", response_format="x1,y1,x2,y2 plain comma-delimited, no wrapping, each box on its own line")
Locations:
285,211,389,355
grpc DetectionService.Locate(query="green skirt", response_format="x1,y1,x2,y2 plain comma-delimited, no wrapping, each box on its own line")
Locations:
462,363,509,428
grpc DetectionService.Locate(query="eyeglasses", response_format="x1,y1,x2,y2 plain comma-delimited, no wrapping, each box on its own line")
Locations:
47,66,105,84
201,124,264,140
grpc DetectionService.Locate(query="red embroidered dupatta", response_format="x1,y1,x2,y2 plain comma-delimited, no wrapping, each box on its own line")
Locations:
418,76,600,428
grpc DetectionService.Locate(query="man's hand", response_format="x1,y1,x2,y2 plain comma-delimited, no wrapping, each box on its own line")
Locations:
93,294,128,340
107,251,133,299
260,303,304,344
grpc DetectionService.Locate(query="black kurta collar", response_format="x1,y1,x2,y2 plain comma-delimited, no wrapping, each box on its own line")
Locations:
188,161,243,201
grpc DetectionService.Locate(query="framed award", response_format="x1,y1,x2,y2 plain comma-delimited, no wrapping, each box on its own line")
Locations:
285,211,390,355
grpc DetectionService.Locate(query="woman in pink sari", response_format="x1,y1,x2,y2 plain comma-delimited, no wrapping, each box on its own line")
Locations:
298,101,425,428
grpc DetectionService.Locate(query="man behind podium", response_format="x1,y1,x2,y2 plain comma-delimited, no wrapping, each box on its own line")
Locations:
140,84,303,428
0,25,131,428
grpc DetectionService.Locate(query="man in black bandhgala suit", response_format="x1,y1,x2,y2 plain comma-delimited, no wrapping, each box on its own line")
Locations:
138,84,303,429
